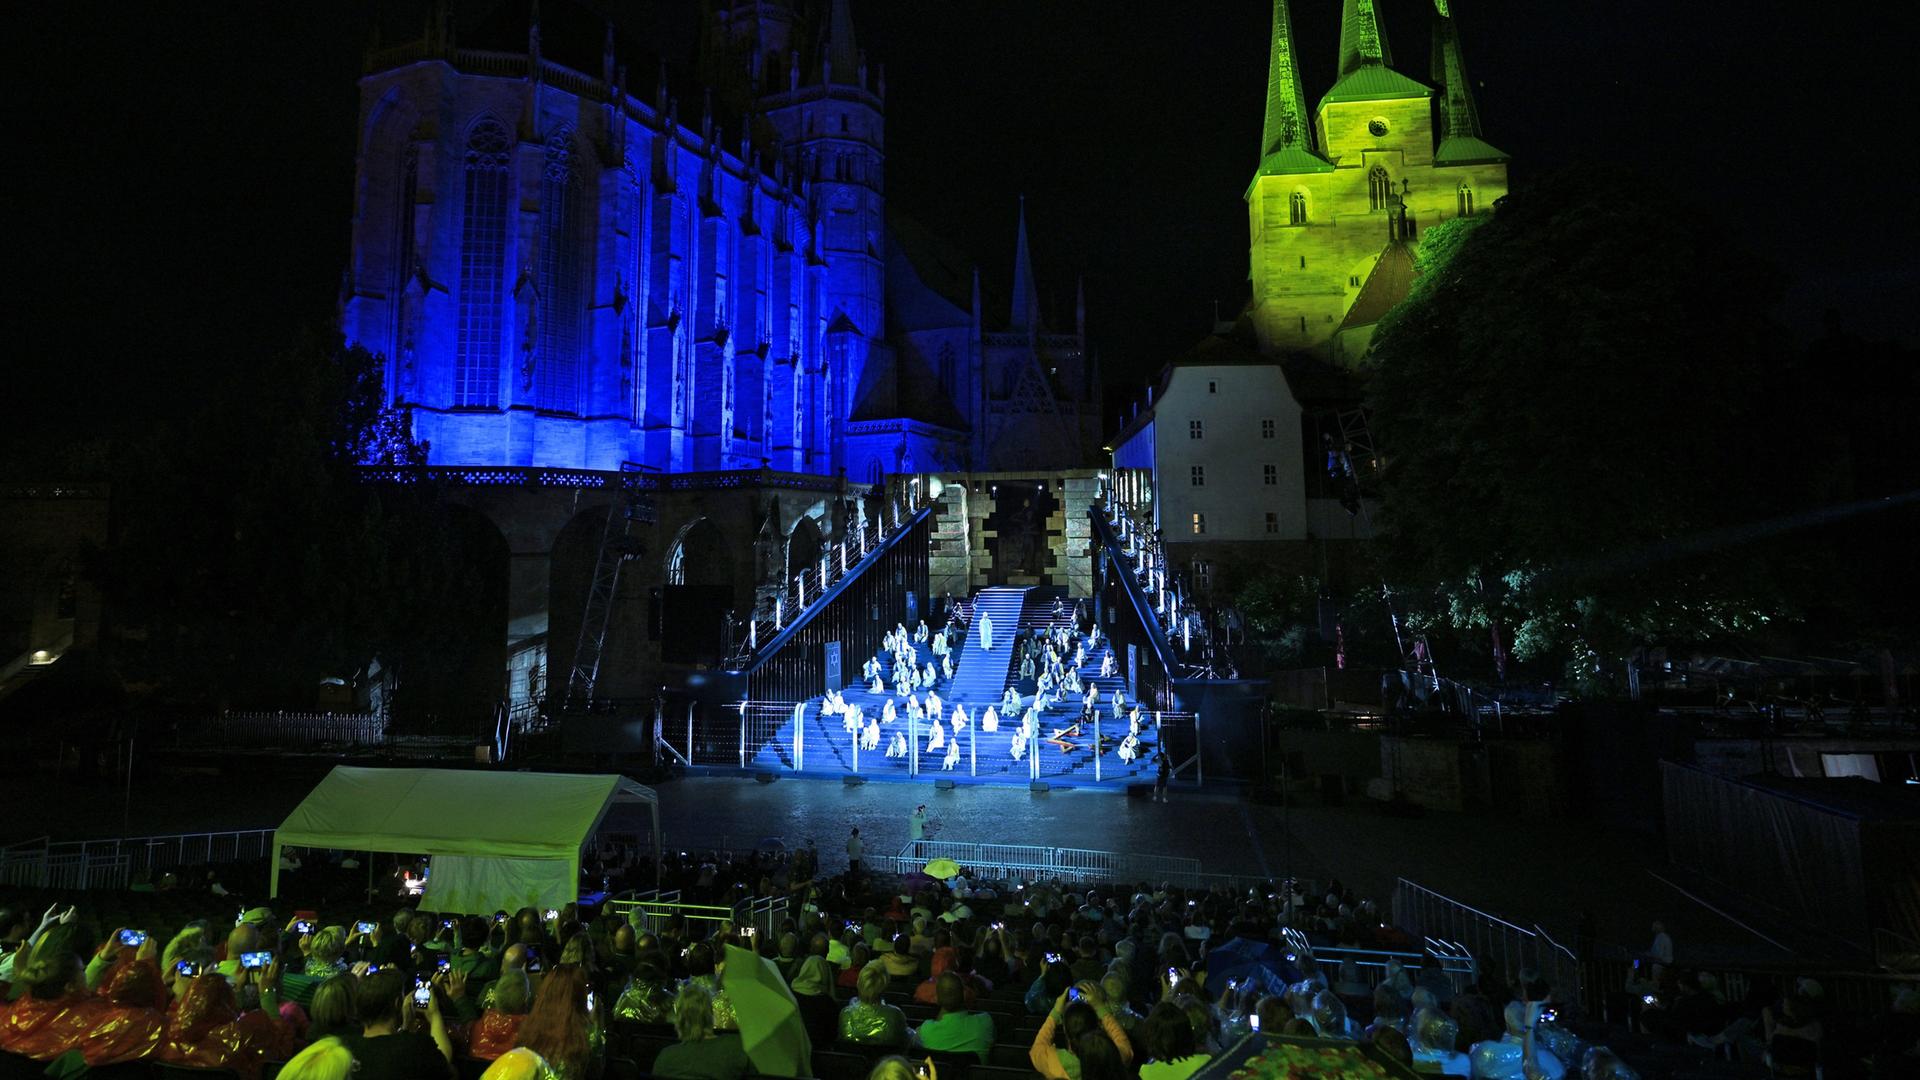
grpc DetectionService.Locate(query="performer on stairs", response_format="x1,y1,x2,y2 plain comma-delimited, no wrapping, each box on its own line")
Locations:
978,610,994,651
981,705,999,733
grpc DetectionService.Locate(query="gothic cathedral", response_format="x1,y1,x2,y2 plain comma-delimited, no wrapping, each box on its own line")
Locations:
1247,0,1508,361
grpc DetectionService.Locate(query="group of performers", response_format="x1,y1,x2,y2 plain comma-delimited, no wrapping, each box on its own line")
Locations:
813,602,1153,772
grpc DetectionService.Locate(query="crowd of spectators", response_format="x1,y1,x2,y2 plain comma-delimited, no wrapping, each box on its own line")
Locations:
2,850,1913,1080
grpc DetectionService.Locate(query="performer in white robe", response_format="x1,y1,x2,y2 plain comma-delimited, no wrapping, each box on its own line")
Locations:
1073,643,1086,669
1100,651,1115,679
942,737,960,770
1113,689,1127,720
869,675,885,695
923,662,937,687
906,694,923,721
1002,687,1021,715
882,699,897,725
1128,707,1142,738
927,718,946,753
1009,723,1027,761
886,731,907,758
916,620,929,643
926,691,942,720
981,705,999,733
941,654,953,680
1065,669,1082,695
978,611,994,651
1118,733,1140,763
843,703,864,734
862,718,881,751
951,704,968,732
1085,684,1100,713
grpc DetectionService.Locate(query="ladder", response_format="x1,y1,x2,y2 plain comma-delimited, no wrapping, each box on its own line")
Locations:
565,477,657,708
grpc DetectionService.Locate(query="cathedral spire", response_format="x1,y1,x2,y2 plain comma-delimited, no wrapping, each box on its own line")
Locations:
1010,197,1040,333
1257,0,1326,173
1430,0,1508,164
825,0,860,86
1337,0,1393,77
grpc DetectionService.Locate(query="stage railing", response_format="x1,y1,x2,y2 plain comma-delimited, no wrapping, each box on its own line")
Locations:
884,839,1204,886
604,892,788,941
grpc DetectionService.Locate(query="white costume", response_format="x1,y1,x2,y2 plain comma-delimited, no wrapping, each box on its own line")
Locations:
924,662,937,687
1118,734,1140,763
861,718,881,751
928,718,946,753
951,704,968,731
882,699,897,725
978,612,994,651
941,654,953,680
926,691,942,720
942,737,960,770
1100,652,1114,679
981,706,999,733
869,676,885,695
886,732,907,758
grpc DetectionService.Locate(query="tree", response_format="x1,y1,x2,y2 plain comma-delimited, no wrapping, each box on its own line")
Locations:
92,332,503,729
1364,165,1829,688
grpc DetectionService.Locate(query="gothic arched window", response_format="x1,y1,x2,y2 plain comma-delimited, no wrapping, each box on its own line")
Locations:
536,130,587,414
1368,166,1393,211
1458,183,1475,218
456,118,512,408
1289,190,1308,225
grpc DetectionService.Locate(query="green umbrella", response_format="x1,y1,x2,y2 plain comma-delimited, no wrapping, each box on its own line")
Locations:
721,943,814,1077
923,857,962,879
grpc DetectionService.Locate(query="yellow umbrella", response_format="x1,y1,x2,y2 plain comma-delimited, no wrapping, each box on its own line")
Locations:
721,944,812,1078
923,857,962,879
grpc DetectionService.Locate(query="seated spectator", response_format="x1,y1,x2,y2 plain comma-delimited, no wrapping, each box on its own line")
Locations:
840,959,910,1047
1,951,89,1058
837,941,870,991
279,1034,357,1080
69,947,168,1067
470,968,534,1059
451,916,502,983
652,982,754,1080
913,971,996,1061
306,972,359,1044
1027,954,1074,1015
908,918,935,957
514,962,601,1080
682,942,738,1032
1254,995,1294,1035
868,1055,919,1080
1101,973,1144,1033
1468,1002,1563,1080
1030,983,1134,1080
1137,1000,1210,1080
342,966,455,1079
881,934,920,979
1070,936,1105,984
774,931,800,980
305,925,351,977
1367,1025,1415,1069
912,946,979,1008
614,958,674,1024
216,922,262,983
157,972,294,1080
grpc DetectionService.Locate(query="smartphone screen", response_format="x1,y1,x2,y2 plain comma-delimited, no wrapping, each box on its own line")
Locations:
241,951,274,970
436,957,452,971
118,929,148,947
176,961,201,977
1250,1014,1262,1032
294,920,313,934
356,921,377,934
414,985,431,1007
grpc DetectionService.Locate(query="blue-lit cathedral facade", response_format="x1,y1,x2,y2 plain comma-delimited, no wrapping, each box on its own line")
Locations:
342,0,1103,708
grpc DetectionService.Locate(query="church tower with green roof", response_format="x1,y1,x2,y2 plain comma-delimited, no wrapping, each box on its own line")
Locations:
1247,0,1508,360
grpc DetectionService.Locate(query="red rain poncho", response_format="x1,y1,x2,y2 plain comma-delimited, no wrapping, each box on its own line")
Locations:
466,1008,529,1060
154,975,293,1080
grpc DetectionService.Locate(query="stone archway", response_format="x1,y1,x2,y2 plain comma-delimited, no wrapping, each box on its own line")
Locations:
786,514,824,582
658,517,733,665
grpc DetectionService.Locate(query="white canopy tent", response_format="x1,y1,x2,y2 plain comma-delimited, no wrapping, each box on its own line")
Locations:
270,766,660,915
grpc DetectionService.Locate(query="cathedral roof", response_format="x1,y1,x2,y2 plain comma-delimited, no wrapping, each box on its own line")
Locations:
848,350,967,431
1339,240,1419,331
1256,146,1337,177
1318,64,1433,109
1434,135,1509,165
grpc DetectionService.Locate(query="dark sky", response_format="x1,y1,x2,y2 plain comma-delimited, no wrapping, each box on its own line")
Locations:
14,0,1912,446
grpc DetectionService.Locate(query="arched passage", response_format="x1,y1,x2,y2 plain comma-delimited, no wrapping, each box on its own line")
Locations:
659,517,733,664
786,514,824,582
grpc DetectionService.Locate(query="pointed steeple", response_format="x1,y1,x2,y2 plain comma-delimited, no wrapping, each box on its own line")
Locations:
1430,0,1508,164
1010,197,1041,333
825,0,860,87
1257,0,1330,175
1337,0,1392,77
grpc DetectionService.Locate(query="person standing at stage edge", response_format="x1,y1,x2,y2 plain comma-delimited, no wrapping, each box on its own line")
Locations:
1154,749,1171,803
846,828,863,877
908,805,928,856
979,610,994,652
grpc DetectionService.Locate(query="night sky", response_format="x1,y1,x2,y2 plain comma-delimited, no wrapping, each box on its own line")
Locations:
14,0,1912,448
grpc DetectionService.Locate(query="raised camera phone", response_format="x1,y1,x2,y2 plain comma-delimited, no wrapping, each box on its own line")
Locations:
355,921,377,934
294,920,313,934
414,984,431,1007
1538,1005,1559,1024
436,956,452,971
118,930,148,947
545,909,559,920
1067,986,1083,1003
240,951,274,969
1045,951,1063,965
176,960,202,977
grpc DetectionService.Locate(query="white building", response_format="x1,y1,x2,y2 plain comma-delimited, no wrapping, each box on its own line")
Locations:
1109,321,1370,593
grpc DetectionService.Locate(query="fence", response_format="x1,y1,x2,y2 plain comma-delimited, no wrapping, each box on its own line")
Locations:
0,829,277,891
1391,878,1584,1015
877,839,1205,887
603,891,789,941
181,711,388,749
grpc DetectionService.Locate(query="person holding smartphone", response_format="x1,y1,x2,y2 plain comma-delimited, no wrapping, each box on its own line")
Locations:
340,967,455,1079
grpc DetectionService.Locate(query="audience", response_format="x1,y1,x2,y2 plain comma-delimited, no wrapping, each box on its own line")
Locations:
840,959,911,1047
514,961,601,1080
913,970,997,1060
470,967,534,1060
341,966,455,1079
279,1035,357,1080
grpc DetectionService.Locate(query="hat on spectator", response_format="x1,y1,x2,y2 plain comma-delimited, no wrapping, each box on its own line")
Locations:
239,907,274,927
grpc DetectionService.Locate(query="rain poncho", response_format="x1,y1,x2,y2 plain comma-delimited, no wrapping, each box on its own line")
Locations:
614,977,675,1024
154,975,292,1080
466,1009,529,1060
836,997,908,1046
